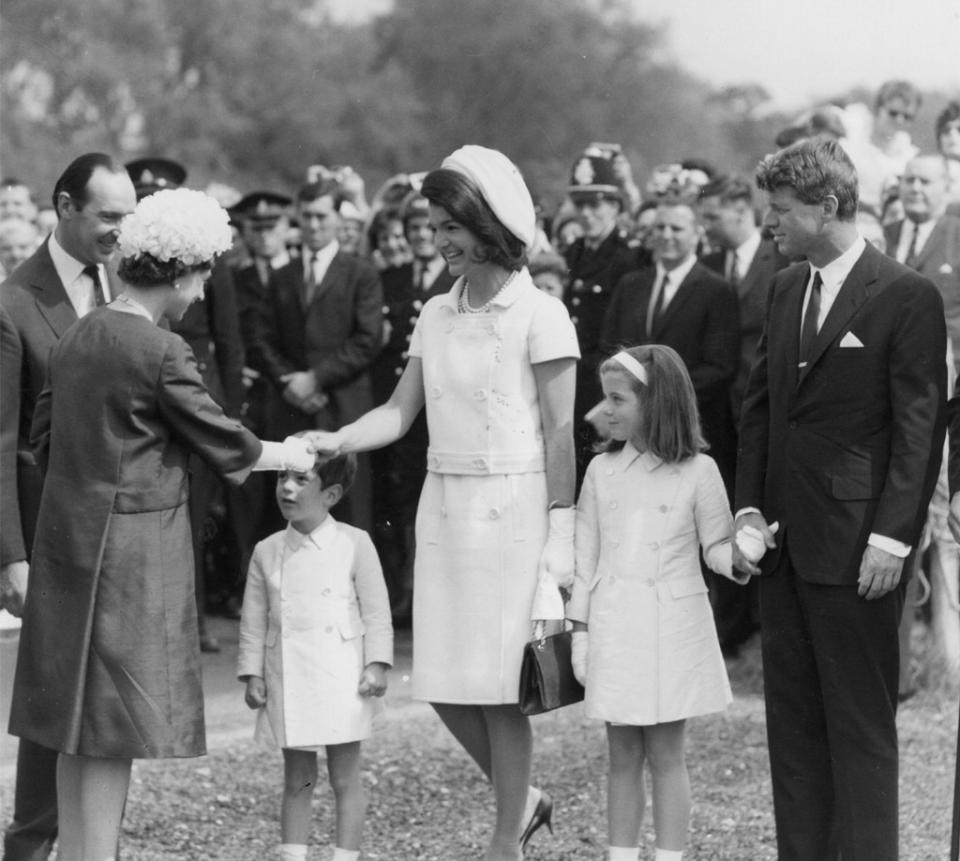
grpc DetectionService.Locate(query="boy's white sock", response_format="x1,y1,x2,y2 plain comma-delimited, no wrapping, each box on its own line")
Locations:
654,849,683,861
279,845,308,861
608,847,639,861
330,849,360,861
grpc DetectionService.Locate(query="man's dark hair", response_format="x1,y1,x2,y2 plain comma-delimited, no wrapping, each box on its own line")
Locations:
699,175,754,207
296,178,342,206
51,153,121,214
756,138,859,221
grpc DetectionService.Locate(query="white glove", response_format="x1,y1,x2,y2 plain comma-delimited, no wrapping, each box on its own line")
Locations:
530,573,565,620
253,437,316,472
735,521,780,563
537,507,575,590
571,630,588,687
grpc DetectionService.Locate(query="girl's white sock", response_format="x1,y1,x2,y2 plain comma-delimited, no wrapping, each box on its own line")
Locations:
279,845,308,861
330,849,360,861
654,849,683,861
608,847,639,861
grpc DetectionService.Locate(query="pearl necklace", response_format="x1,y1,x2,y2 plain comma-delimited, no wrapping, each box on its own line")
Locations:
457,270,518,314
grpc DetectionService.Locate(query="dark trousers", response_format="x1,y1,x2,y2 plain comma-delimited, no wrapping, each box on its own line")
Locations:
759,554,904,861
3,738,58,860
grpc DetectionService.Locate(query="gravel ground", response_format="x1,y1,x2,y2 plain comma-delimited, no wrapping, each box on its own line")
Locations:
2,634,957,859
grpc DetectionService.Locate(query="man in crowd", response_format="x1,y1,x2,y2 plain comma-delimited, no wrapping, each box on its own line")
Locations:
885,155,960,377
601,199,739,491
1,153,137,860
0,179,38,223
371,191,455,622
698,174,789,656
734,137,946,861
563,146,640,481
0,218,40,279
249,178,382,530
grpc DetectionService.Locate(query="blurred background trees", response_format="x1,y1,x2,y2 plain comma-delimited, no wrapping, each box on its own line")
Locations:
0,0,949,207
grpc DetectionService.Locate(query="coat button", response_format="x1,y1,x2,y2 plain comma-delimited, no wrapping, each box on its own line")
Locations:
429,455,440,468
394,367,403,376
474,389,487,400
646,578,656,587
489,508,500,519
325,625,334,633
409,316,418,325
659,505,668,513
412,299,423,311
431,386,442,398
609,501,618,509
571,315,579,325
381,304,390,314
592,284,602,294
606,468,614,476
571,297,581,307
322,588,331,596
401,351,409,359
573,279,584,292
474,458,487,469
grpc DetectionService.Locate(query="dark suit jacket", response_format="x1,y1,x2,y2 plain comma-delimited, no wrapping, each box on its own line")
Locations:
0,240,78,566
601,260,740,484
564,230,643,411
702,237,789,420
736,242,947,584
884,214,960,376
248,250,383,440
169,258,245,417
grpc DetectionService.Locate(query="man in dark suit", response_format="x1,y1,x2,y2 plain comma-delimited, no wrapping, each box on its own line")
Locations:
601,200,740,489
564,147,641,482
699,175,789,419
885,154,960,377
371,193,454,621
249,178,382,531
734,138,947,861
698,175,789,656
0,153,137,860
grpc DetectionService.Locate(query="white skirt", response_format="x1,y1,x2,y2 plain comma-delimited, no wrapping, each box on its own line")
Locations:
412,471,547,703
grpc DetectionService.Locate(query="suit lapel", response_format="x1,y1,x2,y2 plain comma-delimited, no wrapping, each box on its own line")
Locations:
797,246,877,387
914,217,948,271
30,242,77,337
652,265,697,339
309,251,346,307
777,267,806,391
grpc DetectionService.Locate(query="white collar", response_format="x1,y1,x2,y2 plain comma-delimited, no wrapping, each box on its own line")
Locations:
733,229,762,265
655,252,697,287
810,235,867,292
283,514,337,551
48,231,92,289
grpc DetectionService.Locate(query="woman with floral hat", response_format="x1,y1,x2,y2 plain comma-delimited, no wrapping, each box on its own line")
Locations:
8,187,313,861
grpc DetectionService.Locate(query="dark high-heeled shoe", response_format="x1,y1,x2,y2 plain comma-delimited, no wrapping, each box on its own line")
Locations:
519,791,553,850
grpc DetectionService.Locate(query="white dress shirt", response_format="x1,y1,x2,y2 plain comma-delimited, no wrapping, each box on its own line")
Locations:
647,252,698,329
894,218,936,265
47,233,109,317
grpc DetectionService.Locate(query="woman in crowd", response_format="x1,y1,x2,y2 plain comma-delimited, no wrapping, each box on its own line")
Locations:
308,145,579,861
9,187,313,861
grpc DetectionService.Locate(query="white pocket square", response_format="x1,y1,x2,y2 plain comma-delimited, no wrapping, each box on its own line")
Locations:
940,263,954,275
839,332,864,348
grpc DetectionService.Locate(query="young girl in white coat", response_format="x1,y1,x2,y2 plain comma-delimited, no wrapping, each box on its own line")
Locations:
238,451,393,861
567,345,745,861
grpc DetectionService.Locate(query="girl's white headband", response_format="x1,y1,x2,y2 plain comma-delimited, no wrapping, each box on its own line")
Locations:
611,351,648,385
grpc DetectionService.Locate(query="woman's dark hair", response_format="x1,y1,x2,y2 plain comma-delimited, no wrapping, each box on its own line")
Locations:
366,207,403,253
117,254,208,287
595,344,707,463
936,101,960,142
420,168,526,271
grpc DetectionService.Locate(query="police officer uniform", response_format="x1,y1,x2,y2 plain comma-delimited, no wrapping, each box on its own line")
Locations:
563,152,642,482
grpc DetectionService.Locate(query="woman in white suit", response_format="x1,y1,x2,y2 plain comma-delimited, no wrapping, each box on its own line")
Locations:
309,145,579,861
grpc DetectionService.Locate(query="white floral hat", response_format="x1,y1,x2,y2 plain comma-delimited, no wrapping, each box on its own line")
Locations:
117,187,233,267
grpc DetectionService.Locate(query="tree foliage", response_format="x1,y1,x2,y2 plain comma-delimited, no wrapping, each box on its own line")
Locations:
1,0,793,204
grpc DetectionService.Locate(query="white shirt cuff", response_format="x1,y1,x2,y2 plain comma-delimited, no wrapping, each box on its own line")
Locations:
867,533,911,558
734,506,762,520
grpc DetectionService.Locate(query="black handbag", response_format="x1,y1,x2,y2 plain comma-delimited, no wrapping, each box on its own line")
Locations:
518,624,585,716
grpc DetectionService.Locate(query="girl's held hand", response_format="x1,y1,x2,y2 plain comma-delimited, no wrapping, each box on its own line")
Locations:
358,663,388,697
304,430,343,456
244,676,267,709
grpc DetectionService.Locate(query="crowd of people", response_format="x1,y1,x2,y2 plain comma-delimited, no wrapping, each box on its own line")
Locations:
1,77,960,860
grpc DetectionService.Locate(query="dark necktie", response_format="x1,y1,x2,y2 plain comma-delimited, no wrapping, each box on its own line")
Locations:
904,224,920,269
414,260,425,292
727,252,740,290
648,271,668,336
303,254,318,306
83,265,106,308
798,271,823,367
